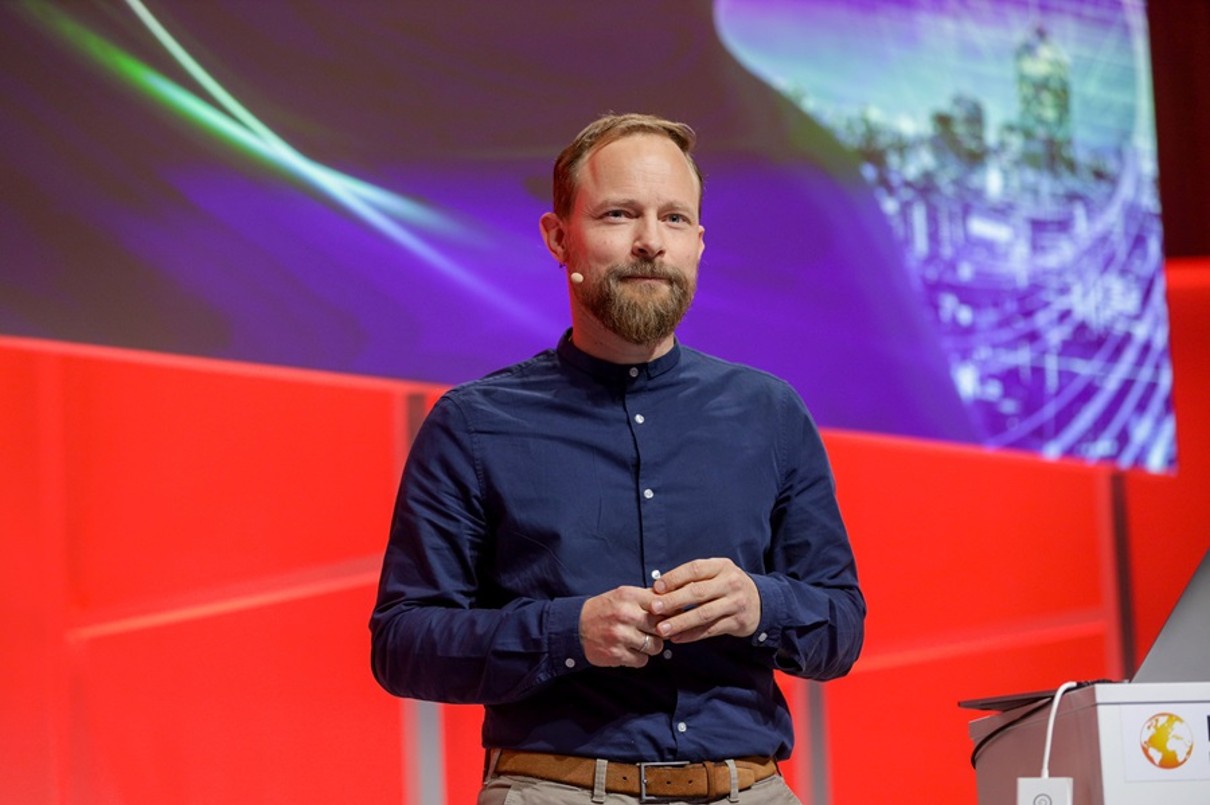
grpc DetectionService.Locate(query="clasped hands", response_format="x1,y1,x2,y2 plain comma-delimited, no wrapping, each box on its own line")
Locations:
578,557,761,668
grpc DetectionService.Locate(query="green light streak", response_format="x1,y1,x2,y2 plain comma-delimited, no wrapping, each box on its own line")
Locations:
123,0,297,166
19,0,505,298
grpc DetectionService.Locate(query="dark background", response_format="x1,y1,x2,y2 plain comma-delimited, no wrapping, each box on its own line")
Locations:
1149,1,1210,258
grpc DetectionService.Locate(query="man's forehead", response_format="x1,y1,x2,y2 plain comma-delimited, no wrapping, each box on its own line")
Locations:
585,132,691,168
578,134,701,199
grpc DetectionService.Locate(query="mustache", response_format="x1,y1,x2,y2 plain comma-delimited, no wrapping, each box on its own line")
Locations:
607,260,682,281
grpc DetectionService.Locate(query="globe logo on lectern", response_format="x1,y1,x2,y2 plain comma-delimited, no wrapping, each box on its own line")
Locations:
1139,712,1194,769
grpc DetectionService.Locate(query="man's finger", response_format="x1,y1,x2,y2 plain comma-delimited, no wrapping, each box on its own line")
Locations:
655,597,727,637
652,557,720,594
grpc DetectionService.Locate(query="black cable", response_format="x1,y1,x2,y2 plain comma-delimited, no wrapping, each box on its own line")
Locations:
969,699,1052,770
969,680,1110,770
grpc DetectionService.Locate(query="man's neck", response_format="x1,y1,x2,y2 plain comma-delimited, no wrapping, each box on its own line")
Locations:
569,316,675,366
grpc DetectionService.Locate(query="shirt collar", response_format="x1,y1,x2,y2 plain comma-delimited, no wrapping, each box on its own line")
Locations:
556,329,682,384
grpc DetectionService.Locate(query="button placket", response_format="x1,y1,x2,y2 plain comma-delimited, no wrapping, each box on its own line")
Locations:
625,378,669,610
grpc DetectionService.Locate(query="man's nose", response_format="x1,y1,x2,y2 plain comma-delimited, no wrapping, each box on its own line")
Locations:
632,215,665,259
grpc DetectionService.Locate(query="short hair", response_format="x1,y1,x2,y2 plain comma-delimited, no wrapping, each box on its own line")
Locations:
551,113,704,219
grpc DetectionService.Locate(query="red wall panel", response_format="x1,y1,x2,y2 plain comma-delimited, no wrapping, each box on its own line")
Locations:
1123,258,1210,667
827,632,1111,805
821,429,1120,805
0,347,69,802
70,587,399,804
441,704,486,804
1,337,440,804
56,352,410,616
827,431,1118,650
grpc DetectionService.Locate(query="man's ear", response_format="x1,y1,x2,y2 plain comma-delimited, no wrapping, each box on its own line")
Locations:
539,212,567,263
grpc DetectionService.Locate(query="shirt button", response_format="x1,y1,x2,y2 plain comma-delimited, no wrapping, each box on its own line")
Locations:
650,569,661,580
565,658,576,668
676,722,687,733
662,649,672,659
643,489,654,500
634,414,645,424
628,367,639,378
757,632,768,643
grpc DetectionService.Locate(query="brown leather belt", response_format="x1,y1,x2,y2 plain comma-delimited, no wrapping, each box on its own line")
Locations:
492,750,778,800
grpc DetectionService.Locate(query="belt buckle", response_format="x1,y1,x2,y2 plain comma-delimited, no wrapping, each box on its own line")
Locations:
638,760,691,802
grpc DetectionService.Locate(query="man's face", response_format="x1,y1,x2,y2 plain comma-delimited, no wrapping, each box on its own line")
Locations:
551,133,705,347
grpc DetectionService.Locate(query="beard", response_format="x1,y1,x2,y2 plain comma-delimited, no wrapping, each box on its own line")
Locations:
576,259,696,346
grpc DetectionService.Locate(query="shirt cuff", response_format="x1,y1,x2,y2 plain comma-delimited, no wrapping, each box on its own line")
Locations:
546,595,591,674
748,573,786,651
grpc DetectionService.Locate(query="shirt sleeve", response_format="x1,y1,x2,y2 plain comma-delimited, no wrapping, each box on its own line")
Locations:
747,386,866,680
369,395,589,704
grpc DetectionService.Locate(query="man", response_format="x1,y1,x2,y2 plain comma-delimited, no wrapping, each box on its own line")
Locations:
370,113,864,804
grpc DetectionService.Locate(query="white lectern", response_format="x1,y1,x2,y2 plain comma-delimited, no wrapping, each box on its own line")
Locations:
969,681,1210,805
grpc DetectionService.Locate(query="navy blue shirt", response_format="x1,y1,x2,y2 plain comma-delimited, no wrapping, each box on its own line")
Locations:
370,332,864,761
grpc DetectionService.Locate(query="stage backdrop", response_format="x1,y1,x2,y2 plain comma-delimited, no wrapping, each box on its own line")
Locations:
0,0,1175,471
